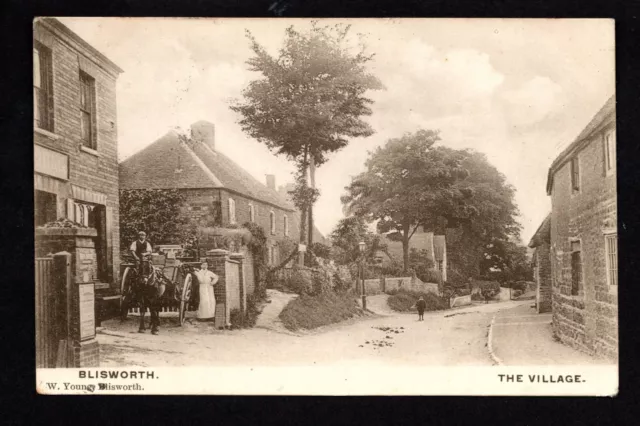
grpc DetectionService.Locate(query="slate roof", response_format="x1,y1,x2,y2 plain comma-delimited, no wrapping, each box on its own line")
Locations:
528,214,551,248
119,130,294,211
546,95,616,194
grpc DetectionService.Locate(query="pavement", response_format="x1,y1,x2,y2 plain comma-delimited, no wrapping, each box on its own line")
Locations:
253,289,298,334
489,303,613,366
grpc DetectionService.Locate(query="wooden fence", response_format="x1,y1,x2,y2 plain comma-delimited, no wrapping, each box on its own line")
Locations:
35,257,62,368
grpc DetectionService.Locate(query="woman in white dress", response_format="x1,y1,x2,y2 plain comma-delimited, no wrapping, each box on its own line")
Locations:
194,262,218,320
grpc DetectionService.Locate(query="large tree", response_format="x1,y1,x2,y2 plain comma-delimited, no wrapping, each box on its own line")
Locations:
329,216,387,265
341,129,472,272
231,22,384,251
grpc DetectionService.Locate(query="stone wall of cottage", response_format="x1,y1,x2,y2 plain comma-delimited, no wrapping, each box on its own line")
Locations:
549,121,617,360
178,188,301,264
34,21,121,285
534,243,552,314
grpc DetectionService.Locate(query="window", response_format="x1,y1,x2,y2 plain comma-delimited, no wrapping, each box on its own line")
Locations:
34,190,57,227
249,204,255,222
228,198,236,224
67,199,97,227
270,211,276,235
284,215,289,237
79,71,96,149
604,129,616,175
605,234,618,287
34,43,53,131
437,260,444,272
571,156,580,192
570,240,583,296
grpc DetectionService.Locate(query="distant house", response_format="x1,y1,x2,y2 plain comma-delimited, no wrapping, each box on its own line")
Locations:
119,120,300,269
374,227,446,279
528,214,552,313
545,94,617,359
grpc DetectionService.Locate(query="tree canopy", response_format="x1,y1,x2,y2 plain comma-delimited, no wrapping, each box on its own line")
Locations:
329,216,386,265
341,129,472,271
230,22,384,247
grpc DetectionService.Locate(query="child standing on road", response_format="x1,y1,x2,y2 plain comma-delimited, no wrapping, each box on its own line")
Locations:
416,296,427,321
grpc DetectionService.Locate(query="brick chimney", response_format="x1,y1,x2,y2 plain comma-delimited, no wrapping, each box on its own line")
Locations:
265,174,276,190
190,120,216,151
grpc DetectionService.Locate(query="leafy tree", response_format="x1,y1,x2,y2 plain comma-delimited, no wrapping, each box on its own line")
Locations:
230,22,384,248
341,129,471,272
444,152,522,278
329,216,387,265
119,189,194,250
480,240,533,283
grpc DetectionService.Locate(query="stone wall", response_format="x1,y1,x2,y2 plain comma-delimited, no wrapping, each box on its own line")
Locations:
549,120,617,360
535,244,552,313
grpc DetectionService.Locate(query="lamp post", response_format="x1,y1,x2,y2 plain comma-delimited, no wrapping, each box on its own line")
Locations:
359,241,367,311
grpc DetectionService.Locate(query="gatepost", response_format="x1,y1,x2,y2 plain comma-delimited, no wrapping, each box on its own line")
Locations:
53,251,99,367
229,252,246,315
207,249,229,329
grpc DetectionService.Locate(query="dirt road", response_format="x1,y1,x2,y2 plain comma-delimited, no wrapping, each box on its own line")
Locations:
98,299,531,368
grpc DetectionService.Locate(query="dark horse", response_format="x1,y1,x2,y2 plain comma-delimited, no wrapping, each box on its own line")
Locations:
137,266,174,335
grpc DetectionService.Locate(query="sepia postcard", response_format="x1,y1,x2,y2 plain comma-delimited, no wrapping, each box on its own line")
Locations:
34,17,617,395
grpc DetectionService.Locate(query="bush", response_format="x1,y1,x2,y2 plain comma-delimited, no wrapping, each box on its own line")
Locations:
283,267,313,295
471,292,485,301
417,268,442,284
228,292,265,329
278,291,364,331
387,290,449,312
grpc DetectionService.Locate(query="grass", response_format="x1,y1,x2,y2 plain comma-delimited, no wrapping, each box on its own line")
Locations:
387,289,449,312
278,291,365,331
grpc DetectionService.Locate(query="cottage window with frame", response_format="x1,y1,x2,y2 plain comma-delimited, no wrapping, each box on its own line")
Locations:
605,233,618,287
603,129,616,175
570,240,583,296
34,43,53,132
284,215,289,237
249,204,255,222
228,198,236,224
571,156,580,193
79,71,97,149
270,211,276,235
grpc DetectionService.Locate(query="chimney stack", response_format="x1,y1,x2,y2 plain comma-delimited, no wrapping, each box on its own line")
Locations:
265,174,276,190
190,120,216,151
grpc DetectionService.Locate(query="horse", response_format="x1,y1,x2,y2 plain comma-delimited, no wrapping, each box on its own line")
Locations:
137,266,174,335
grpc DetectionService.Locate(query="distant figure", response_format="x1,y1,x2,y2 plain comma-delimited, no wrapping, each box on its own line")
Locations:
416,296,427,321
194,262,218,320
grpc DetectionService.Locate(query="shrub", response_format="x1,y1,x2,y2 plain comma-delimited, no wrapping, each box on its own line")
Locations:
418,268,442,284
387,290,449,312
284,267,313,295
471,292,485,301
278,291,364,331
228,292,265,329
333,266,353,293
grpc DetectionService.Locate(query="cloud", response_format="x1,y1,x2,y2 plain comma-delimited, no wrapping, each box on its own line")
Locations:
501,76,564,127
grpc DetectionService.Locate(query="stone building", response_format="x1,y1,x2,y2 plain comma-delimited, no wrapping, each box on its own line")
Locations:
528,214,552,314
34,18,123,286
545,94,617,359
119,120,300,269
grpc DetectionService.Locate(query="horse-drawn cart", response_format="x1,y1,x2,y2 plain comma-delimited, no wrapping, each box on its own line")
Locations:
119,252,200,329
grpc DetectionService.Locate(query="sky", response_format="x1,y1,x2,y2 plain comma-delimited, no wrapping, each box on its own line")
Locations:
57,18,614,243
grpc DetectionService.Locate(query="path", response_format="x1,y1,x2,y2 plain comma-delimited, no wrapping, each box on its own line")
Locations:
490,303,613,366
253,289,298,333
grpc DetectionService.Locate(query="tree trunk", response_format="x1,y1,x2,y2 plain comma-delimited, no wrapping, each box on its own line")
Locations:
402,225,410,273
308,156,316,246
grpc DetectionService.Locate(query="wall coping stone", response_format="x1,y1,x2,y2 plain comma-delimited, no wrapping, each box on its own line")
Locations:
36,227,98,237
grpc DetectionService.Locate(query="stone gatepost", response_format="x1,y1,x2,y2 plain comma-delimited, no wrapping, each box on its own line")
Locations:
207,249,229,329
229,252,246,315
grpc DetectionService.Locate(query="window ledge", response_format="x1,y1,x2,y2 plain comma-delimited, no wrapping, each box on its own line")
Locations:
34,127,61,141
80,145,101,157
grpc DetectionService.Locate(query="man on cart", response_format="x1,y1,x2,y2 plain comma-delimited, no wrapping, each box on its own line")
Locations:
130,231,153,284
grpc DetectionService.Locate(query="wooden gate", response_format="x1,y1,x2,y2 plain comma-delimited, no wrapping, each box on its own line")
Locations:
35,257,61,368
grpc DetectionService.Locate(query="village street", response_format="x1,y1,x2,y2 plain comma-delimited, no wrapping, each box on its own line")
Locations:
96,296,608,368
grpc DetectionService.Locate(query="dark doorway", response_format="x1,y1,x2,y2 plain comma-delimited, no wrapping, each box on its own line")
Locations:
35,190,57,226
